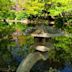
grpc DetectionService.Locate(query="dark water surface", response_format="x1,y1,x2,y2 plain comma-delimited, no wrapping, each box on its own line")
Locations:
14,55,72,72
10,46,72,72
60,64,72,72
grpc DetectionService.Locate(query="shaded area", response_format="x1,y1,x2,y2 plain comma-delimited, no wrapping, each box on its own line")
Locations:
30,59,72,72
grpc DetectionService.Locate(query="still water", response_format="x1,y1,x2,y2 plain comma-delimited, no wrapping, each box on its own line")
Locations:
11,46,72,72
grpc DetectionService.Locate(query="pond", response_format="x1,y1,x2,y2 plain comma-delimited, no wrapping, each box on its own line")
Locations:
30,59,72,72
10,47,72,72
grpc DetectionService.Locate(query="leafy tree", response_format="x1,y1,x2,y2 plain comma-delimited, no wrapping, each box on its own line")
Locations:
0,0,17,69
0,0,13,19
15,11,30,20
17,0,72,16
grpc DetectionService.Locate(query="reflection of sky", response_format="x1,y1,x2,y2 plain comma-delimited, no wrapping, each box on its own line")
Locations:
11,47,24,62
60,64,72,72
10,45,28,62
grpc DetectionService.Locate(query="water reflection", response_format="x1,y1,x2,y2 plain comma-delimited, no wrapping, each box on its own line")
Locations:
60,63,72,72
8,45,29,62
9,45,72,72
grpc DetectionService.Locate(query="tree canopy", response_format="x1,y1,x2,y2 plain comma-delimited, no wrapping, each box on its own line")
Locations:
17,0,72,16
0,0,72,71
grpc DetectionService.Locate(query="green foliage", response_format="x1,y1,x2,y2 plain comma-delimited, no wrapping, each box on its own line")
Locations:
54,27,72,62
55,16,64,28
16,11,30,20
48,0,72,16
15,22,27,31
0,21,16,68
0,21,15,47
0,0,13,19
7,11,16,19
0,0,16,67
18,0,44,15
0,0,12,11
19,0,72,16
